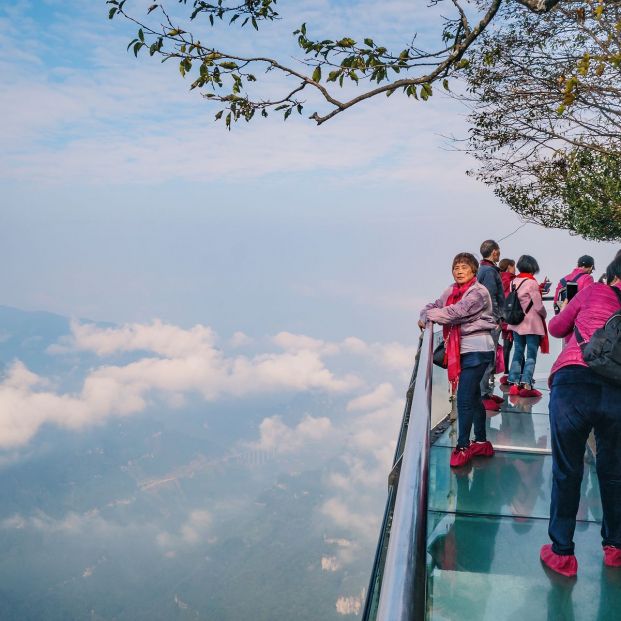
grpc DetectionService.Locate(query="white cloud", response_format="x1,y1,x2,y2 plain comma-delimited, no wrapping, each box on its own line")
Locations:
0,0,476,188
321,498,378,540
336,590,366,616
0,320,361,449
250,414,333,454
346,382,395,412
156,509,213,549
273,331,340,356
229,331,253,348
321,555,340,572
1,509,119,536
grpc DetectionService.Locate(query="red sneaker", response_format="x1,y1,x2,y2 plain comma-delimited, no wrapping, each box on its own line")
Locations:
509,384,520,396
450,446,472,468
519,388,543,398
604,546,621,567
469,440,494,457
482,398,500,412
499,375,509,385
540,544,578,577
490,394,504,404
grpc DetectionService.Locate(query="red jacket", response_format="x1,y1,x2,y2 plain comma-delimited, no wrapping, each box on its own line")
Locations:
500,271,515,297
549,282,621,378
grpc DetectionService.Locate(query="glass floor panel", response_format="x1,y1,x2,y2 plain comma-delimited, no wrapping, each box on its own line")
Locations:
494,389,551,415
429,446,602,523
427,512,620,621
435,411,551,453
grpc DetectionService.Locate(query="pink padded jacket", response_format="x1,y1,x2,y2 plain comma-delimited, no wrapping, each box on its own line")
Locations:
549,282,621,378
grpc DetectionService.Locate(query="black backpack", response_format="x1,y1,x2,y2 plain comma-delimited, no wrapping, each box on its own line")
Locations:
574,287,621,383
504,280,533,325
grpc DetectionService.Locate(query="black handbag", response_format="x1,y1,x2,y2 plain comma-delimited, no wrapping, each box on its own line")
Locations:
433,340,447,368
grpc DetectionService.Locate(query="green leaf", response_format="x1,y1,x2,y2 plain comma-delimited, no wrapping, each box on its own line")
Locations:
108,7,117,19
133,41,143,57
337,38,356,47
442,79,450,91
312,65,321,82
138,29,144,42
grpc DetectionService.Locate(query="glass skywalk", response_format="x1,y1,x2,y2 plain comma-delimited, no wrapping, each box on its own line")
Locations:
362,325,617,621
426,394,617,620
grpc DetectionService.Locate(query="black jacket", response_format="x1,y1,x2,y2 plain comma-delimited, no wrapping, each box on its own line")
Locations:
477,260,505,322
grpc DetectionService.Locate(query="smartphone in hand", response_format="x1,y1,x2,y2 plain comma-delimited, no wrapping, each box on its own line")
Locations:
566,281,579,301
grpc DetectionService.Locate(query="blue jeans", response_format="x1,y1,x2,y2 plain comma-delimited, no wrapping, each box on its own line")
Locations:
548,366,621,554
457,351,494,449
508,333,540,386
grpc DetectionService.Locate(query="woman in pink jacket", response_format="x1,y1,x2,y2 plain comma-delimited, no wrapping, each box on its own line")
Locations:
540,255,621,577
419,252,498,468
506,255,548,398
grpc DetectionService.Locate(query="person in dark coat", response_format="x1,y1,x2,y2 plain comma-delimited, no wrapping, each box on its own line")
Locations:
477,239,505,410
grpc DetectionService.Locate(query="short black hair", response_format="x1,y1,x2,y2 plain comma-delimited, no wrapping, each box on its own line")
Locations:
452,252,479,274
606,255,621,285
498,258,515,272
577,255,595,268
516,254,540,275
480,239,500,259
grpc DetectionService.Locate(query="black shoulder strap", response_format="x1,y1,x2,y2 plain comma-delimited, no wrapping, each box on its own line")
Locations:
611,285,621,306
573,271,588,282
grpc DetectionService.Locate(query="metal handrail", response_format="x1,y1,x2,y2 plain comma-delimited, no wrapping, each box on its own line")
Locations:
375,325,434,621
360,331,426,621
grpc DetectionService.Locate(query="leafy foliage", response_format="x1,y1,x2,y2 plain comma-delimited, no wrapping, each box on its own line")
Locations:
107,0,508,127
464,0,621,240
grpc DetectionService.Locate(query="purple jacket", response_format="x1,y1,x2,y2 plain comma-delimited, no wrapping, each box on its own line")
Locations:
420,282,497,334
549,282,621,377
507,277,547,336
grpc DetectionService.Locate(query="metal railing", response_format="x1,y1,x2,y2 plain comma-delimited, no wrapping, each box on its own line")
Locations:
361,325,435,621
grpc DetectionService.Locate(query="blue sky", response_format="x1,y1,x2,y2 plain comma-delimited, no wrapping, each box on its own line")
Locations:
1,0,618,343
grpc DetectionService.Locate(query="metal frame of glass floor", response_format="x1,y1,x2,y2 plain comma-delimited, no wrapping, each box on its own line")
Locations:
362,327,620,621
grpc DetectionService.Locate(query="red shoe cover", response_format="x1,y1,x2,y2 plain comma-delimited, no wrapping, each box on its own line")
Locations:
469,441,494,457
604,546,621,567
509,384,520,396
450,447,471,468
490,394,505,404
482,399,500,411
540,544,577,577
519,388,543,398
500,375,509,385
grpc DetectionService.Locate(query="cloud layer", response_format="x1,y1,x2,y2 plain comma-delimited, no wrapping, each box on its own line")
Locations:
0,319,413,450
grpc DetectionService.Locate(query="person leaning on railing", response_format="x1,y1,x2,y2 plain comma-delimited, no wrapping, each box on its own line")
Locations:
540,254,621,577
418,252,497,468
